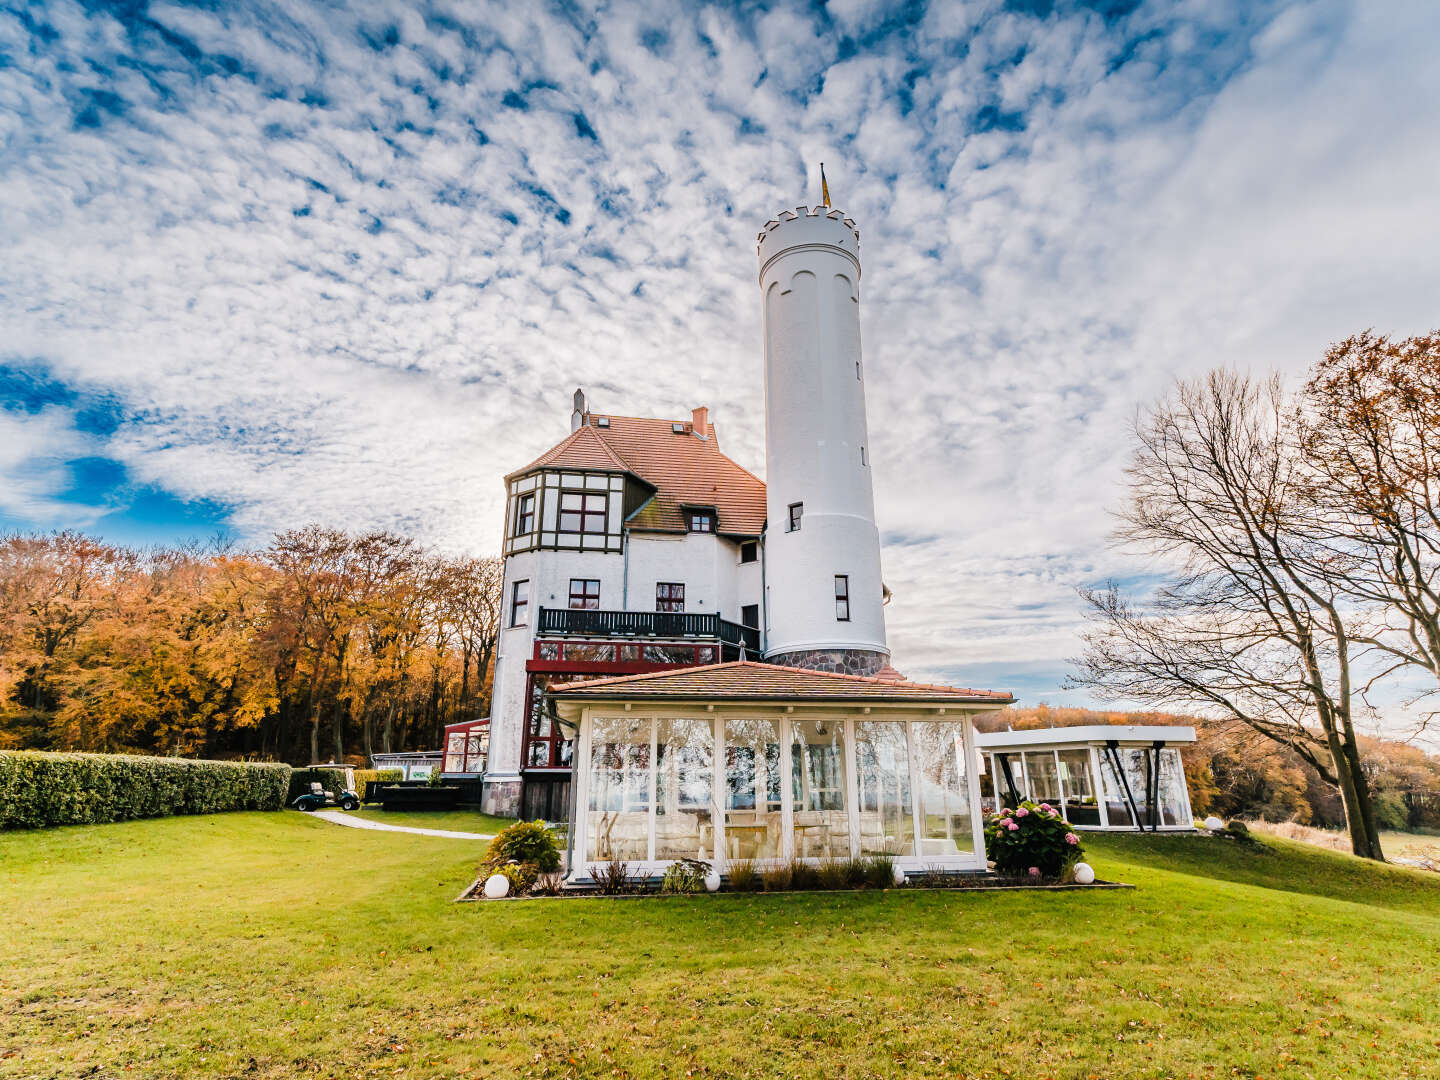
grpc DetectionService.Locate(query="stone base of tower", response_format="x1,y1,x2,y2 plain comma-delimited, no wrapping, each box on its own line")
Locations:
767,648,889,677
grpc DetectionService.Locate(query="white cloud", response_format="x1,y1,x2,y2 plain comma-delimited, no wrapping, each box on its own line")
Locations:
0,408,102,526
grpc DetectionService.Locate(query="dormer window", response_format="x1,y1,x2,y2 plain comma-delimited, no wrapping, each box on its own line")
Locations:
672,422,687,434
687,510,715,533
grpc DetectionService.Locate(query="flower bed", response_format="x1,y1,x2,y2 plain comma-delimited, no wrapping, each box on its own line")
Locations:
984,800,1085,880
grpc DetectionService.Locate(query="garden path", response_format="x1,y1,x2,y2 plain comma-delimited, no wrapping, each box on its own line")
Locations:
311,810,494,840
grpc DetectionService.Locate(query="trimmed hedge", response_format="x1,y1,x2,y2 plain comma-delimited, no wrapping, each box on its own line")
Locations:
0,751,292,830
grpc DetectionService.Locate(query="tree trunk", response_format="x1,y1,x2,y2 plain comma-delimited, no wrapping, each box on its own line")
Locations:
332,697,345,764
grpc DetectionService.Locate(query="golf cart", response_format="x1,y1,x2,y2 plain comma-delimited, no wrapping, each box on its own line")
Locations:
292,781,360,812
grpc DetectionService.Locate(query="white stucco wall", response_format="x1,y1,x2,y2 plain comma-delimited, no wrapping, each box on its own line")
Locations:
757,208,887,658
487,531,763,782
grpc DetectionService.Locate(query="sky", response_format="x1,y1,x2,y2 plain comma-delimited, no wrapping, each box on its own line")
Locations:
3,0,1440,742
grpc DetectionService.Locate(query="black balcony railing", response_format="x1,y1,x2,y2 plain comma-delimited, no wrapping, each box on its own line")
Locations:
537,607,760,653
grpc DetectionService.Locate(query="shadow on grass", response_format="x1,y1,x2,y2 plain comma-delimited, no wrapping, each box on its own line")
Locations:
1086,830,1440,917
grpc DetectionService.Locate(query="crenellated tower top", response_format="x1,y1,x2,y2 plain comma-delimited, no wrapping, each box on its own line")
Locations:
755,206,861,281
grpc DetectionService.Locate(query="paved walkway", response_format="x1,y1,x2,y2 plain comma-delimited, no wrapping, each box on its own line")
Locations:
312,810,494,840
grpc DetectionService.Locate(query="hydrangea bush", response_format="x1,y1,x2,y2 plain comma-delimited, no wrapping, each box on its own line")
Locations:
983,800,1084,880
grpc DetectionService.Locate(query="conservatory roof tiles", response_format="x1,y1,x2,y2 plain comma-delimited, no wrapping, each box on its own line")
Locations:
549,661,1013,705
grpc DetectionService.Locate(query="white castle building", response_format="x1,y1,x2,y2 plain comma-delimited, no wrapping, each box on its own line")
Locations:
464,197,1006,834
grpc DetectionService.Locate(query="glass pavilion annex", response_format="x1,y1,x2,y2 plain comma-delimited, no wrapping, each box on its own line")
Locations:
546,661,1015,879
975,725,1197,831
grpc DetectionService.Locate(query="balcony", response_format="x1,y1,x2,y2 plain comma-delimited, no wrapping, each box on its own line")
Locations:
537,607,761,653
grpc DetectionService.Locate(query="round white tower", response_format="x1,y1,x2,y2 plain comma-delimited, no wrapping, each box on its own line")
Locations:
757,205,888,675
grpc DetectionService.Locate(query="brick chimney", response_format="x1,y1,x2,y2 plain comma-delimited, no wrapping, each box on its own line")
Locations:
691,406,709,439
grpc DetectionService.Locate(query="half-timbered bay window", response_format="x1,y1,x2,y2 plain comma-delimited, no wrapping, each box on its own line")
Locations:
655,582,685,612
514,492,535,536
559,491,608,534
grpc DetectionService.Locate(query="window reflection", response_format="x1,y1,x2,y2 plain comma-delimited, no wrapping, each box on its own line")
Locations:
1057,749,1100,825
855,721,913,856
588,717,650,861
725,718,782,860
913,722,974,855
656,717,714,860
791,719,850,859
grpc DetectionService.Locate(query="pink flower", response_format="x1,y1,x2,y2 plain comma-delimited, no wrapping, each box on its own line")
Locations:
1039,803,1053,813
1028,867,1040,877
1015,807,1029,817
1065,833,1080,846
1000,807,1012,816
1006,821,1020,832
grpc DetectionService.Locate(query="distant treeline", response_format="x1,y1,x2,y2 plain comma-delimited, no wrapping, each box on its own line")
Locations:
981,705,1440,832
0,527,502,765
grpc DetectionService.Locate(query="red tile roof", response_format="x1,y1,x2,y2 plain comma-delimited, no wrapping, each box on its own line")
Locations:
549,661,1013,704
508,413,767,537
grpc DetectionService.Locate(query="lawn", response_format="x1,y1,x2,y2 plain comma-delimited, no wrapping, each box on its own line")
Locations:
3,814,1439,1079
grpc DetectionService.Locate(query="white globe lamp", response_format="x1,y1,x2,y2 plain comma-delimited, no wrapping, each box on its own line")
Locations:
704,870,721,893
1072,862,1096,886
482,873,510,899
1204,816,1225,832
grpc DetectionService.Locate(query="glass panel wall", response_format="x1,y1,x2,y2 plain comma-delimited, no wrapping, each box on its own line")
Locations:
990,752,1027,805
855,721,913,857
913,721,974,856
1098,751,1137,828
791,718,851,859
655,717,714,860
724,718,783,860
1118,748,1156,827
1024,751,1061,804
1157,748,1192,827
587,717,651,861
1057,749,1101,826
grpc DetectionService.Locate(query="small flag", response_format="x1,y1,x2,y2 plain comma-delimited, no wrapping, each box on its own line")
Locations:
820,163,831,208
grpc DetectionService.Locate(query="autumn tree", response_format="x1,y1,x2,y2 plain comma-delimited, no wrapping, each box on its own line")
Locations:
1297,330,1440,712
1071,371,1385,859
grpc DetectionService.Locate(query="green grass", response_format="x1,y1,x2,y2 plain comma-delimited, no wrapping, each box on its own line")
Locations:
347,806,514,834
3,815,1439,1079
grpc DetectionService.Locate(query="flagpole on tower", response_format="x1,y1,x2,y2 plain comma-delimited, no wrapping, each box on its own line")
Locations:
820,162,831,208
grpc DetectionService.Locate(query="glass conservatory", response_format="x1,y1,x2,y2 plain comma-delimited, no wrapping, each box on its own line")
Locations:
975,725,1197,831
547,662,1015,877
